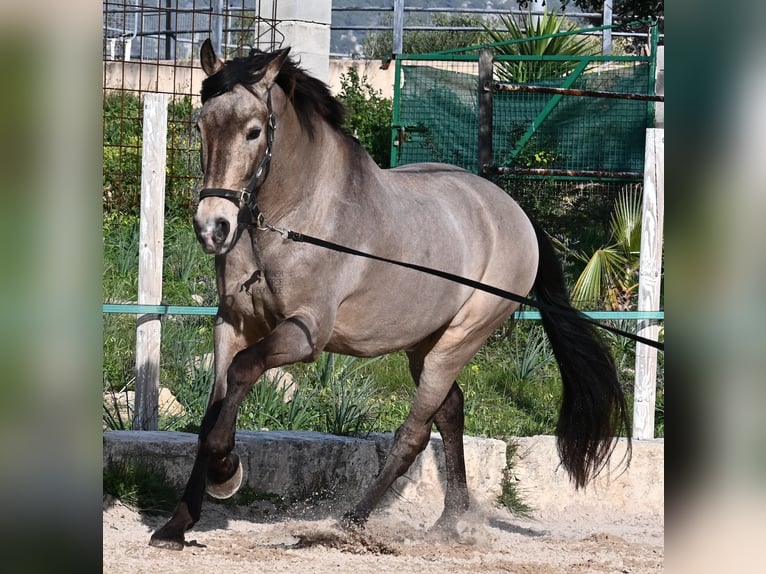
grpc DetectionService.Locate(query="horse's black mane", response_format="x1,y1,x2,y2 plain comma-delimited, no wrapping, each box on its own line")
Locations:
200,49,346,140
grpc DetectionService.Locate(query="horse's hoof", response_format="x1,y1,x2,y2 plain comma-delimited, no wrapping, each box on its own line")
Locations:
426,520,460,542
149,526,186,550
206,455,244,499
149,534,185,550
339,510,367,531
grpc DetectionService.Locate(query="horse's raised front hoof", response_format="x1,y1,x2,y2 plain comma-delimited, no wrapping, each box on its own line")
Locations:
206,453,244,499
149,526,186,550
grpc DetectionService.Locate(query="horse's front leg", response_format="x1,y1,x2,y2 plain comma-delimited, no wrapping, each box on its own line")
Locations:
149,317,247,550
150,316,320,546
203,316,321,469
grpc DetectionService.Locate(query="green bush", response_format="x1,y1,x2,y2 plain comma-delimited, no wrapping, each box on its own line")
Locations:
484,10,600,83
337,67,393,168
103,459,180,513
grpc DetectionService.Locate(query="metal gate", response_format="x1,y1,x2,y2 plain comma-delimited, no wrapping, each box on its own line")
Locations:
391,23,659,178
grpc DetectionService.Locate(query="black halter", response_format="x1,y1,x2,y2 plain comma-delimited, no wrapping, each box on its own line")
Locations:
198,88,276,216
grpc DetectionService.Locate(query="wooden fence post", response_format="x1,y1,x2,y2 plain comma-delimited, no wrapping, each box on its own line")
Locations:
392,0,404,56
633,128,664,439
602,0,613,55
133,93,168,431
478,48,494,178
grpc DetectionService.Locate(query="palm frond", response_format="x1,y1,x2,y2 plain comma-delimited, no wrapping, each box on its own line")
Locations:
571,246,627,308
610,188,643,254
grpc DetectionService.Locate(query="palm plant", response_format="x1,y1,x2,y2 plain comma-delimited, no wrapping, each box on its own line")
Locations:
309,353,382,436
484,10,600,83
571,187,643,310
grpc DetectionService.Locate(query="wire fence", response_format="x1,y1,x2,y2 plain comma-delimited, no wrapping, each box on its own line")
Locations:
102,1,290,219
390,49,656,263
330,1,664,57
102,0,283,62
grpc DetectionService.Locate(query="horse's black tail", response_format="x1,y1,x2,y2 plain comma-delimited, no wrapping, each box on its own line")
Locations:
530,220,631,489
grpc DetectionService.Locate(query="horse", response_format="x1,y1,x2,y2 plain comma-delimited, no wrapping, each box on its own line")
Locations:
149,40,631,549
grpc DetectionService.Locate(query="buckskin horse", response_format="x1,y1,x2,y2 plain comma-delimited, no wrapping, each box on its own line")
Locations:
149,40,630,549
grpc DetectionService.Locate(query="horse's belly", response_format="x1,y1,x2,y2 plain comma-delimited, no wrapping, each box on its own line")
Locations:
325,281,471,357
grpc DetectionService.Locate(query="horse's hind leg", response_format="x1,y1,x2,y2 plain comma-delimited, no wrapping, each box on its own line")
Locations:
431,382,470,530
344,332,479,528
343,409,434,527
344,294,516,531
407,350,469,532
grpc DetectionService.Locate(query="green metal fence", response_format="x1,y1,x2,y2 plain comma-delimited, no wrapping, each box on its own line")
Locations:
389,21,663,317
391,26,658,178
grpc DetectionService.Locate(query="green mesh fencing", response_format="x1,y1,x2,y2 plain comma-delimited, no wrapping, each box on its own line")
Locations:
396,61,480,168
394,56,653,176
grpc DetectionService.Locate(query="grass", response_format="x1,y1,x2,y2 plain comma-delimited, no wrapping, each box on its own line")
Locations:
103,458,180,514
497,440,534,518
238,370,316,432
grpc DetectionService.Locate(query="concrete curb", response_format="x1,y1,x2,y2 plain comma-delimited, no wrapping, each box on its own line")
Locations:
103,430,507,522
511,436,664,518
103,432,664,521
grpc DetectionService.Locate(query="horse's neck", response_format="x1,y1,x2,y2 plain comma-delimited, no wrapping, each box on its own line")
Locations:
259,115,357,226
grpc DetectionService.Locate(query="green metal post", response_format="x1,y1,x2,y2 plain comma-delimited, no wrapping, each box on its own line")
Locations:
390,58,403,167
647,21,659,126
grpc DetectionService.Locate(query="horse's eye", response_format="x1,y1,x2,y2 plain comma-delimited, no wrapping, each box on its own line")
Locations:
246,128,261,141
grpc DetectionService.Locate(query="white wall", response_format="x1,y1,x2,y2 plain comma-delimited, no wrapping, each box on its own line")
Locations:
327,58,395,97
276,0,332,83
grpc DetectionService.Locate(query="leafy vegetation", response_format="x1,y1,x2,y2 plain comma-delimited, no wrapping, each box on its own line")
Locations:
557,0,664,26
572,187,643,310
337,67,393,168
103,458,180,513
103,92,200,218
497,440,534,518
362,12,487,59
484,9,600,83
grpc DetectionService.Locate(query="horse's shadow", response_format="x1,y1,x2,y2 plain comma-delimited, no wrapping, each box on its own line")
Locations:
488,516,547,538
111,494,549,543
122,494,347,536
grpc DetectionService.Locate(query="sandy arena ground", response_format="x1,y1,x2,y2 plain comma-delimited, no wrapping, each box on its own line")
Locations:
103,493,663,573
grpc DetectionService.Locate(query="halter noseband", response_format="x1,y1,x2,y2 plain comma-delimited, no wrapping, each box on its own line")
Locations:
198,88,276,216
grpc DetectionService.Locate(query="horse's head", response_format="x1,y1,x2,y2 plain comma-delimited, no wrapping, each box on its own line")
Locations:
193,40,291,255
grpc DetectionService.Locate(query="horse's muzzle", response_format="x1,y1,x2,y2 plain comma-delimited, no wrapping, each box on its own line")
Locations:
194,216,230,254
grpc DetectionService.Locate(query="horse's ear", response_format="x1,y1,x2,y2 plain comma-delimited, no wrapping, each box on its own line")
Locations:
261,47,291,89
200,39,223,76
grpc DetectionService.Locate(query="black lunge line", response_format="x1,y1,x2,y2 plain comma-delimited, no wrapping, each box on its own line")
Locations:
278,229,664,352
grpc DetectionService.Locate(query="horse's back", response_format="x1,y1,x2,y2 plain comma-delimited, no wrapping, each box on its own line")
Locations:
387,162,521,213
384,162,536,255
324,161,539,355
